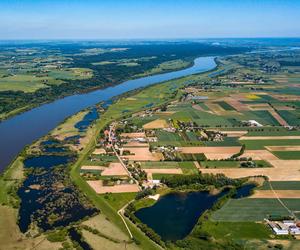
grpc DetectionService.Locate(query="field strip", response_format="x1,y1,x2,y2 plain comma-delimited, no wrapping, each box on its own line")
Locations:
143,119,169,129
81,165,106,170
239,136,300,140
178,146,241,154
265,146,300,151
268,109,289,126
144,168,183,174
242,150,279,161
250,190,300,198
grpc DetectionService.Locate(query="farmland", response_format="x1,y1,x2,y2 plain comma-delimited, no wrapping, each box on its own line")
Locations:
3,41,300,249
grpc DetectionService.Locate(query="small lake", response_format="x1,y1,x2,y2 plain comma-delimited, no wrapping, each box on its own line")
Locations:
234,183,256,199
135,190,226,241
0,56,216,171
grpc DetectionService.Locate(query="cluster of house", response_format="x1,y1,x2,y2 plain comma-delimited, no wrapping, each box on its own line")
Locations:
266,219,300,235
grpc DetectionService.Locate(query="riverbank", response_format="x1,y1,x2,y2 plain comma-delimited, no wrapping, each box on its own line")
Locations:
0,56,216,172
0,58,195,122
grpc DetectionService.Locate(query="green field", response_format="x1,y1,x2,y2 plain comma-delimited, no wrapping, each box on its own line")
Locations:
101,193,136,210
211,198,300,221
141,161,198,175
241,139,300,150
272,151,300,160
200,160,240,168
204,137,241,147
258,181,300,190
216,101,236,111
201,221,272,239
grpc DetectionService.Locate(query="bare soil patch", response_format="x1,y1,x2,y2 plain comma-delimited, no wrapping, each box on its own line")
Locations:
225,98,249,111
266,146,300,151
250,190,300,198
123,141,149,147
200,159,300,181
143,119,169,129
93,148,106,154
144,168,183,174
179,146,241,154
120,132,145,138
101,163,128,176
241,150,278,161
122,147,163,161
87,180,139,194
81,165,106,171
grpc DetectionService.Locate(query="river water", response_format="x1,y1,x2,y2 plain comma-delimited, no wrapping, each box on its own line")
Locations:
0,56,216,171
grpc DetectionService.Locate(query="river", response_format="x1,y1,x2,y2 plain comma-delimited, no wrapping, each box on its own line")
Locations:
0,56,216,171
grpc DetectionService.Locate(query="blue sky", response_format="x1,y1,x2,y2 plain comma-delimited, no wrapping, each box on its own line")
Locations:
1,0,299,39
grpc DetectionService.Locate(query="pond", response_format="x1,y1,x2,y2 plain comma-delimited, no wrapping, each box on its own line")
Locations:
69,228,92,250
234,183,256,199
135,190,226,241
24,155,72,169
74,107,99,132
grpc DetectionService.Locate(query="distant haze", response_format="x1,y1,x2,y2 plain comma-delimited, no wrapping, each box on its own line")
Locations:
0,0,299,39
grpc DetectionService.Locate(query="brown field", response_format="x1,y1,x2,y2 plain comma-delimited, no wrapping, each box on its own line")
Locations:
143,119,169,129
93,148,106,154
101,162,128,176
178,146,241,160
200,159,300,181
248,103,271,111
241,150,278,161
87,180,140,194
144,168,183,174
81,165,106,171
122,147,163,161
265,146,300,151
250,190,300,199
123,141,149,147
239,136,300,140
179,146,241,154
120,132,145,138
204,153,236,160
